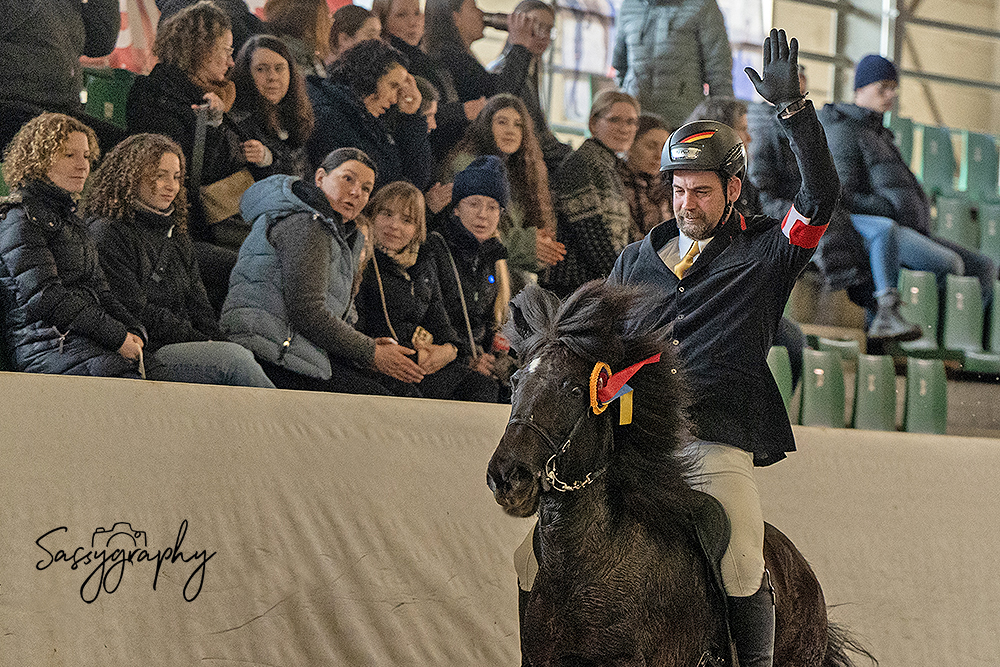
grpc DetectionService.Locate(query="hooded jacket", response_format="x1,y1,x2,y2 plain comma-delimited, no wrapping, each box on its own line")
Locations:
612,0,733,128
220,175,371,380
0,181,143,377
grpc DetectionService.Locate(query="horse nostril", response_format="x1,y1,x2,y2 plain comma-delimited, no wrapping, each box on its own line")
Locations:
486,471,498,494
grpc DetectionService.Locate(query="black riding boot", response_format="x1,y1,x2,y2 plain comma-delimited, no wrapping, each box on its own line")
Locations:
727,573,775,667
519,586,531,667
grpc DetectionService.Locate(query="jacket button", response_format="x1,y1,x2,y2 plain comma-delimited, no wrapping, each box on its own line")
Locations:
677,314,684,320
678,286,684,292
671,368,677,374
672,339,679,345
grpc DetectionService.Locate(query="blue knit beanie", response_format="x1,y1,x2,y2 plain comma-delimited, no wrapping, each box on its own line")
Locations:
854,54,898,90
451,155,510,208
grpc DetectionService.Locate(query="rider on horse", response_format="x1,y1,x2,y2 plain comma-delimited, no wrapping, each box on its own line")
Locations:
607,29,841,667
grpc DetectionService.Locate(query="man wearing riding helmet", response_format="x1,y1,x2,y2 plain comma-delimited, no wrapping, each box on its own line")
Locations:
608,30,840,667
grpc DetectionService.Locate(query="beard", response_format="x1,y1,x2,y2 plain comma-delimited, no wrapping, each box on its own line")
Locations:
676,209,723,240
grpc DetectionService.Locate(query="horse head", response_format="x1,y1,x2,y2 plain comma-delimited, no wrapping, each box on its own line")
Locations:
487,281,688,518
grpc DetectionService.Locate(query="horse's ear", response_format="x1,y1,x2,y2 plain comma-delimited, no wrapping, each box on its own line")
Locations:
505,284,561,353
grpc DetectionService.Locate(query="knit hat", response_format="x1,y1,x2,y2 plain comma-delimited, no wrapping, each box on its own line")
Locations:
854,55,898,90
451,155,510,208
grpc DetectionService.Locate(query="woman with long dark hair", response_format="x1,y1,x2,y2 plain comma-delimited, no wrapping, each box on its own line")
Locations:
442,93,563,289
263,0,332,79
231,34,315,180
85,133,274,388
327,5,383,64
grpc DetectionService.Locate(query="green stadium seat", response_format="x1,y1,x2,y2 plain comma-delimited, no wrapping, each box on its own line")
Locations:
918,124,957,196
979,202,1000,263
934,195,978,251
817,336,860,362
884,113,914,166
990,279,1000,353
896,269,939,353
959,130,1000,202
942,275,984,353
0,163,7,197
767,345,794,410
799,349,846,428
83,67,136,130
852,354,897,431
903,357,948,434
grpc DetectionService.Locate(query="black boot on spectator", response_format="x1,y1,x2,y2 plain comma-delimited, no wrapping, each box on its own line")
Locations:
869,288,922,342
727,574,775,667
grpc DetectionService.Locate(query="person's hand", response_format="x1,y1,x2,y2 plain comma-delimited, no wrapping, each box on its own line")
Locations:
534,228,566,267
118,332,144,360
397,74,422,115
464,96,487,121
744,28,801,107
425,182,453,214
373,337,425,383
418,343,457,375
198,91,225,114
242,139,269,165
470,351,496,377
506,10,535,49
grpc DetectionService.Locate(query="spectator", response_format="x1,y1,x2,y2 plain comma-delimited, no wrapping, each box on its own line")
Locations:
355,181,500,401
819,55,994,333
0,113,145,378
263,0,332,79
612,0,733,128
231,34,315,181
548,90,639,296
422,0,539,161
622,113,671,242
221,148,425,395
488,0,572,174
441,94,564,293
157,0,266,53
306,39,432,190
0,0,121,152
422,156,511,382
328,5,383,65
84,133,275,388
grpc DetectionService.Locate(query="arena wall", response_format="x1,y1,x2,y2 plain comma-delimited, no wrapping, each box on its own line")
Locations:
0,372,995,665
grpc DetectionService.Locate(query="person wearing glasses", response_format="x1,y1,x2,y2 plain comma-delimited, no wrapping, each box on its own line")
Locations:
548,90,639,296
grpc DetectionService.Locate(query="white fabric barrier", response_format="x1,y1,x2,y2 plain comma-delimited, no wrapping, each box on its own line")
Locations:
0,371,997,665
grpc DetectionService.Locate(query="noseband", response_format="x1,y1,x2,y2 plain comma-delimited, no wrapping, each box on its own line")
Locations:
506,409,607,493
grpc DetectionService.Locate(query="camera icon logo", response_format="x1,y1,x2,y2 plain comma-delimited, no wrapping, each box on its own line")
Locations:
92,522,147,549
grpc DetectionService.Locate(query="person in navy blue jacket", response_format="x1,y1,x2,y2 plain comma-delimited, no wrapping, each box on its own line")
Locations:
608,30,840,667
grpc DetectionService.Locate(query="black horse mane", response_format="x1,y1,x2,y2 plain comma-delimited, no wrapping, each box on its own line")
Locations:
507,281,699,531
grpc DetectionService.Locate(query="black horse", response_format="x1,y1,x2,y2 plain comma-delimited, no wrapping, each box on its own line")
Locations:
487,281,872,667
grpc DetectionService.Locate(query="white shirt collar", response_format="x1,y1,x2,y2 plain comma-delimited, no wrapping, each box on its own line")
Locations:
678,230,713,256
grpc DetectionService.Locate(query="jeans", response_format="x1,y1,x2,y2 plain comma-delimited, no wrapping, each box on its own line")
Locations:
154,341,275,388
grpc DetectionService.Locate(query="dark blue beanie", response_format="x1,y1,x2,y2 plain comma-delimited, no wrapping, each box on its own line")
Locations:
854,54,898,90
451,155,510,208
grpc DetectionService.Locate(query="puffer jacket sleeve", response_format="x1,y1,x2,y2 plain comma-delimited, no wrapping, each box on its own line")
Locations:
698,0,734,98
0,209,129,351
821,109,896,220
81,0,122,58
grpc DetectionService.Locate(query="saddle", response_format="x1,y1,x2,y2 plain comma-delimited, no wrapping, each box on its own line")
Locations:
687,489,737,667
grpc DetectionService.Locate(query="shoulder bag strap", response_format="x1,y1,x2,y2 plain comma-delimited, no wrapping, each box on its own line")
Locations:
430,231,478,359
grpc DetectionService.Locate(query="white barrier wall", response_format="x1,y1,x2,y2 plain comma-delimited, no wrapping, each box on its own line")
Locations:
0,372,997,666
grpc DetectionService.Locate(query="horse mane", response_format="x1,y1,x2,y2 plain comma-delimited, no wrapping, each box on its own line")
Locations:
507,281,699,531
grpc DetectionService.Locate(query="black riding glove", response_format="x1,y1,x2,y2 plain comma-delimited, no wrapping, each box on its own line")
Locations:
745,28,802,108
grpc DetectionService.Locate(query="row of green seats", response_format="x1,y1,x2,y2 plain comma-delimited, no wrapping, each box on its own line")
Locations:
768,345,947,433
82,67,136,130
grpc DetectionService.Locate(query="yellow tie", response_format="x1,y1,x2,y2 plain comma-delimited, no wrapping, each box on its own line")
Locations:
673,241,700,278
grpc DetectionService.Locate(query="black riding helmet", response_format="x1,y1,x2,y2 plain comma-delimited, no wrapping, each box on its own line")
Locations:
660,120,747,181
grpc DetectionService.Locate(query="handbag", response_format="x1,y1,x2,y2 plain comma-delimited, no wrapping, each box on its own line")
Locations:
191,104,255,226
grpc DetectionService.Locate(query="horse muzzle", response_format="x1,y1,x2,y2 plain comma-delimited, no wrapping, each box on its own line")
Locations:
487,450,542,518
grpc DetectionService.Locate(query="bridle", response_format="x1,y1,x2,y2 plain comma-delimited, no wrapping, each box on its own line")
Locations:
506,409,608,493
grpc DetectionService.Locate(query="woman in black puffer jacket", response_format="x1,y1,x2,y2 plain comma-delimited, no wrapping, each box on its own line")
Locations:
0,113,146,377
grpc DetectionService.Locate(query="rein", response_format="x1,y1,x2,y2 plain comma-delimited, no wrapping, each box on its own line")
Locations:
506,410,607,493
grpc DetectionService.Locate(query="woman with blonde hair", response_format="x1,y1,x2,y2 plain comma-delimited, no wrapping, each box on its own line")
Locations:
355,181,499,401
84,133,274,388
548,89,640,295
264,0,333,78
0,113,146,377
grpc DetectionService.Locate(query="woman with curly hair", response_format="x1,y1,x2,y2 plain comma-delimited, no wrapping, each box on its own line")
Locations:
84,133,274,388
263,0,332,79
327,5,383,64
354,181,499,401
441,93,564,291
0,113,146,377
305,38,432,191
231,34,315,180
127,1,272,308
